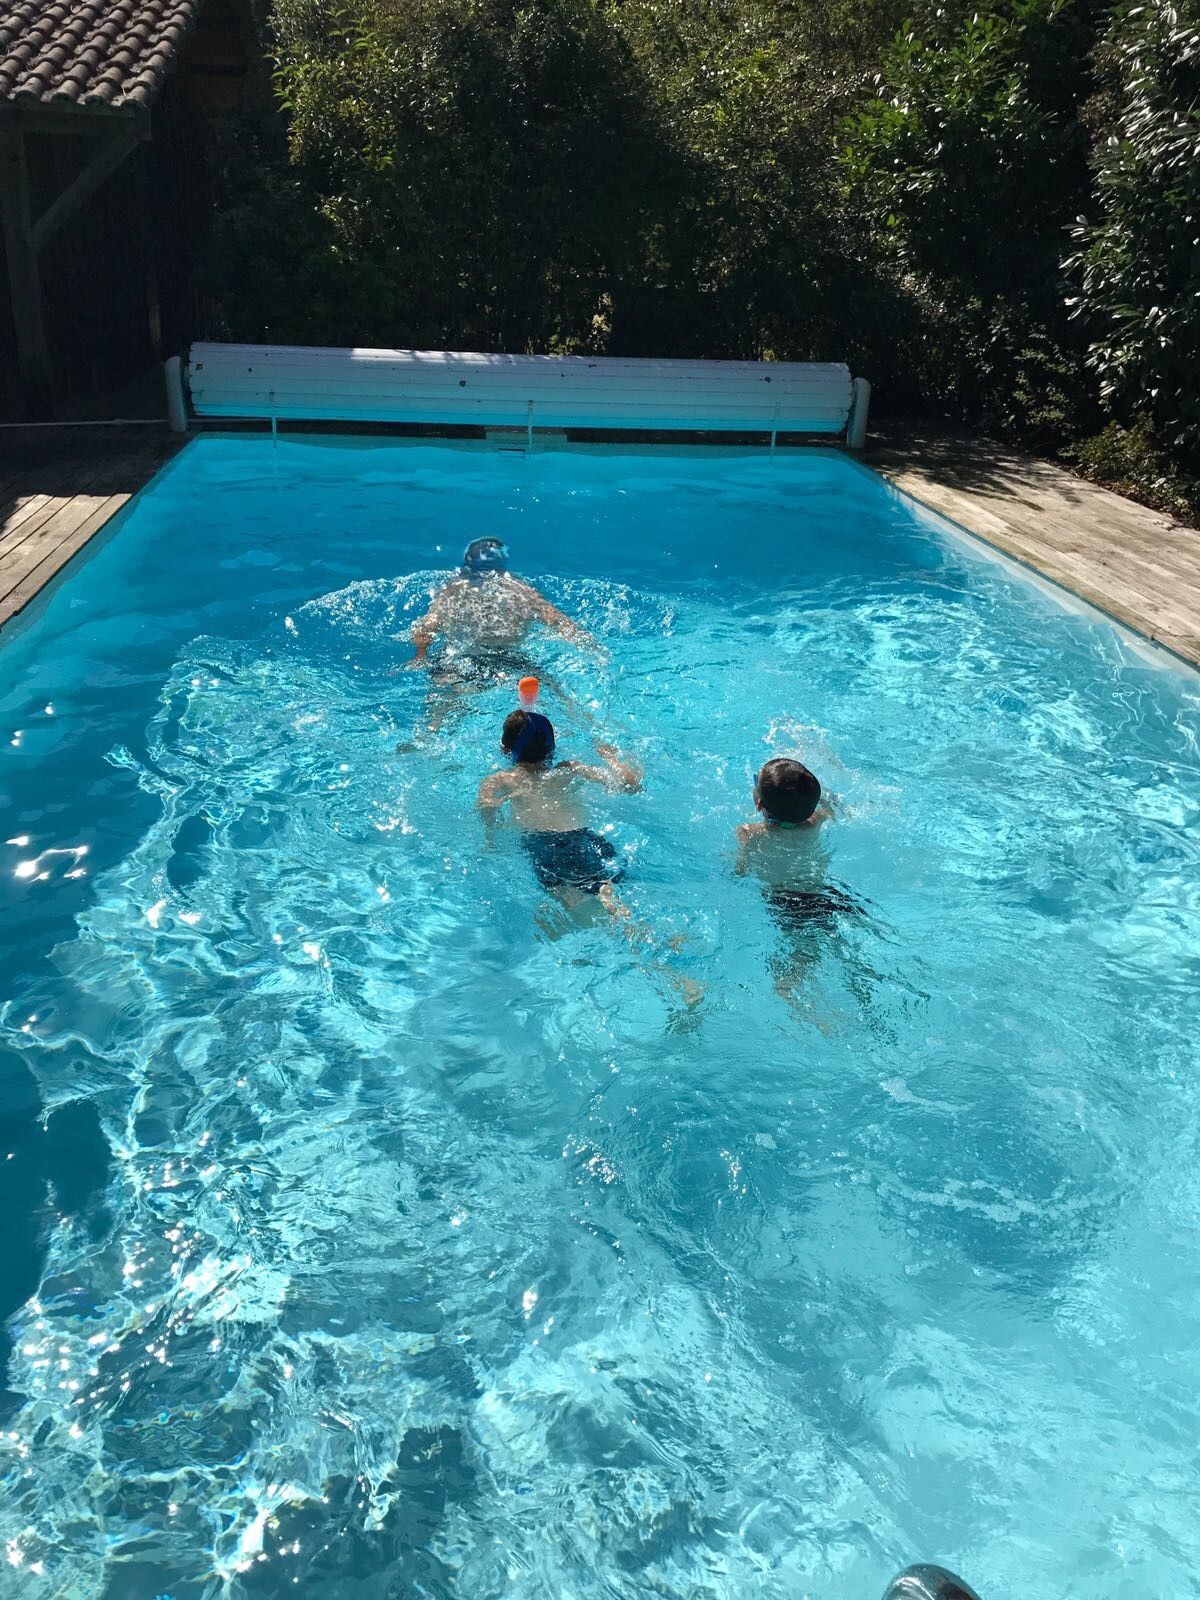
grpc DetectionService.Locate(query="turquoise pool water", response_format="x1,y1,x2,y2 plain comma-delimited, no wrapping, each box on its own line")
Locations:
1,437,1198,1599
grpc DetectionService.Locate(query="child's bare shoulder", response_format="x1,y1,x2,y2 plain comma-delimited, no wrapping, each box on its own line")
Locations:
478,767,520,805
736,820,770,844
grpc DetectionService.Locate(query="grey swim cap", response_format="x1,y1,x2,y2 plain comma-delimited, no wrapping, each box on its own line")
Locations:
462,537,509,575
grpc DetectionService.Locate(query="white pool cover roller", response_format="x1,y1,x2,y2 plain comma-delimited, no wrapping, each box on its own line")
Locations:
185,343,864,439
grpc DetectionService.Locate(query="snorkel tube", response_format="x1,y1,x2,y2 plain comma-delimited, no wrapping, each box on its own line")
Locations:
462,537,509,580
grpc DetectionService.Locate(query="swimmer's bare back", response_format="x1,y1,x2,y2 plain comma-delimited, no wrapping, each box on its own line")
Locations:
735,804,834,893
407,574,600,666
478,745,641,834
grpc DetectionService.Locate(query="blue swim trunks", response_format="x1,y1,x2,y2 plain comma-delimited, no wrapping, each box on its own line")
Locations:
522,829,623,895
766,883,861,933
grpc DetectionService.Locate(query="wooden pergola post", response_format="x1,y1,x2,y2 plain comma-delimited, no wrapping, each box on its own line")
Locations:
0,127,54,417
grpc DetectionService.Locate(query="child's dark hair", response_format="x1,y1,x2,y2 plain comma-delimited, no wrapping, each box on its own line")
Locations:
756,757,821,824
502,708,556,764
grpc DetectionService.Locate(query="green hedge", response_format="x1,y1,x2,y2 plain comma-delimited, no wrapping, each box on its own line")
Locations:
200,0,1200,516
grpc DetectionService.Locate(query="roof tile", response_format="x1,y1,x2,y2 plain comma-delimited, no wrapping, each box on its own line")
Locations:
0,0,203,111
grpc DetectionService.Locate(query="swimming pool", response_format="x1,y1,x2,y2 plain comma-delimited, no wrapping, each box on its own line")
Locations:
1,436,1197,1598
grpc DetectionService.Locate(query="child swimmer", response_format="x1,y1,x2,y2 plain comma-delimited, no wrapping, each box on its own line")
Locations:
737,756,831,842
480,694,703,1008
736,757,861,1007
477,702,640,916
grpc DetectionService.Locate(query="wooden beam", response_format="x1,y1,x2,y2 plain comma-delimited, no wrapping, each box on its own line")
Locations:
133,143,162,359
0,128,53,418
0,103,139,137
31,125,145,252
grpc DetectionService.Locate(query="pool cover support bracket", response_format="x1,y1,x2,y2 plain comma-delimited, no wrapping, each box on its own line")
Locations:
164,355,187,433
527,399,534,454
770,400,780,458
847,376,871,450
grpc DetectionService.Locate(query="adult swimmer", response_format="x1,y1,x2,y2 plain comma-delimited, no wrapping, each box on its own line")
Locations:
398,537,602,730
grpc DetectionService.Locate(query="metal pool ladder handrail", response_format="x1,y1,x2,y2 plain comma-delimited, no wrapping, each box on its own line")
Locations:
882,1565,983,1600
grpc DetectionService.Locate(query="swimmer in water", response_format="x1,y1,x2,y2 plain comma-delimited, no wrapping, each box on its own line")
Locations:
480,707,704,1004
478,708,637,916
480,707,702,1007
402,538,600,721
735,757,863,1011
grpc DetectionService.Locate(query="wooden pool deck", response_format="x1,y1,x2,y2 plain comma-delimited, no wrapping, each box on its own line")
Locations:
0,425,183,634
0,423,1198,670
867,426,1200,668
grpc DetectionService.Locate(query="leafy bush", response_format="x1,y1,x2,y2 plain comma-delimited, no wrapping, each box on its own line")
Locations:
1073,415,1200,519
211,0,902,361
196,0,1200,519
257,0,689,352
844,0,1095,294
1066,0,1200,471
842,0,1102,448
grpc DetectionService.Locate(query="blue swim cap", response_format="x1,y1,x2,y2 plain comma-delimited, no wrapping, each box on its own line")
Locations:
462,537,509,576
507,710,555,764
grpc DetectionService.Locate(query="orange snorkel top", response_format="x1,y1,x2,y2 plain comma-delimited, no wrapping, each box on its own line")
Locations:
518,675,540,707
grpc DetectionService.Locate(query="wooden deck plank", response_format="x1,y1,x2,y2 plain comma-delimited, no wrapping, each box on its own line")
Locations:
0,493,56,542
1,482,112,553
0,425,181,636
868,428,1200,669
0,496,131,627
0,493,130,609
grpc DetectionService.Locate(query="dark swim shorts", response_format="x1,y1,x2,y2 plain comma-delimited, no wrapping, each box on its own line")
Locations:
522,829,623,895
766,883,862,933
427,649,533,692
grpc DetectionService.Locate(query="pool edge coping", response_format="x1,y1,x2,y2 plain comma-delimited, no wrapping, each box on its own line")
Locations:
854,446,1200,676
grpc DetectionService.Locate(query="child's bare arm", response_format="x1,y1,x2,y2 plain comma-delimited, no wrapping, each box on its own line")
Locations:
409,617,434,663
407,587,453,665
565,753,641,792
593,742,642,791
557,745,640,794
477,769,515,849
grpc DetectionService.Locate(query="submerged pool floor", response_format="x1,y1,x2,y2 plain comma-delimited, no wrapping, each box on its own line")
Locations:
1,438,1198,1599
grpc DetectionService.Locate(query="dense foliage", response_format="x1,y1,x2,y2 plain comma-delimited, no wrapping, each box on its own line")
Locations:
843,0,1101,449
203,0,1200,515
1067,0,1200,465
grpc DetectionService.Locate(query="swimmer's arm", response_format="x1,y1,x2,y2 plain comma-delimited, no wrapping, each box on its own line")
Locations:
597,742,642,791
477,770,516,848
409,607,440,664
407,585,455,665
516,584,602,651
409,620,434,664
564,745,642,793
